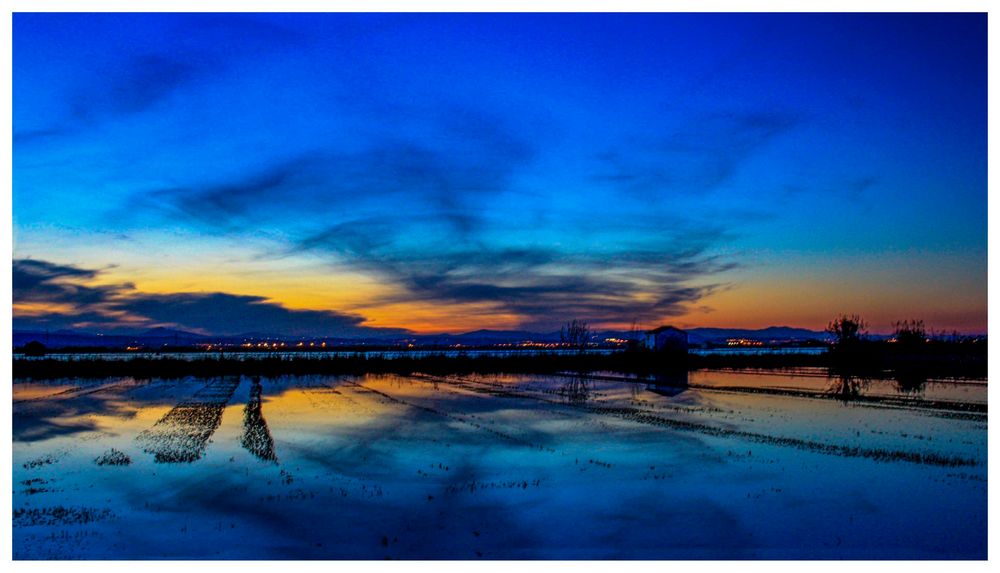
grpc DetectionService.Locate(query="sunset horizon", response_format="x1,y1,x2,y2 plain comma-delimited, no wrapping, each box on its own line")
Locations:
9,253,989,338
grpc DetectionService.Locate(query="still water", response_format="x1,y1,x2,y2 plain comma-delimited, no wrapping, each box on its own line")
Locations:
13,369,986,559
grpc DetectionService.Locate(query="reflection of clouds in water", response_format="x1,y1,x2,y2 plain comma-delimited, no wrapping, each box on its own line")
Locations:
14,416,101,442
13,379,151,442
12,371,988,558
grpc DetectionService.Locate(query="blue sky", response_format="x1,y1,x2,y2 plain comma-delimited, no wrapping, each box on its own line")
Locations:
12,13,987,335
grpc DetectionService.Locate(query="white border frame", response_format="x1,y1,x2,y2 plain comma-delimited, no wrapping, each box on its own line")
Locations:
3,3,994,571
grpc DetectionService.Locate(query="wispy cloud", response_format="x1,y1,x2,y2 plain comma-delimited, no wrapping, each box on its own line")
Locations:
124,102,748,328
134,102,533,234
592,110,804,196
15,13,307,142
13,14,986,333
14,259,125,306
298,226,734,328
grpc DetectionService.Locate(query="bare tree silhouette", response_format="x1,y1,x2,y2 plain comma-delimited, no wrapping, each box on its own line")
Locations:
560,319,590,354
827,372,870,402
826,314,868,348
559,374,592,403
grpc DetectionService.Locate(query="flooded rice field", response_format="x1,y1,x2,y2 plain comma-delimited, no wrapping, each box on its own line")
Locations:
13,369,986,559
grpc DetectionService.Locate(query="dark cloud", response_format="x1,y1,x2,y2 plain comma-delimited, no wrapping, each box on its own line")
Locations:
12,258,406,337
292,217,736,329
846,176,879,197
120,96,744,329
60,52,208,125
13,259,123,306
14,259,100,284
122,292,403,338
134,106,534,240
19,13,307,140
12,127,72,145
106,54,201,115
12,50,210,147
779,175,880,201
140,155,327,229
123,98,744,328
593,109,804,194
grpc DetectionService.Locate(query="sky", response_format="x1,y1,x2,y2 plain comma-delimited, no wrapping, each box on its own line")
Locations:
12,13,987,336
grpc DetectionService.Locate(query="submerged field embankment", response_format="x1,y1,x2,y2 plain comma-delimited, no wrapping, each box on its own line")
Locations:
12,346,986,381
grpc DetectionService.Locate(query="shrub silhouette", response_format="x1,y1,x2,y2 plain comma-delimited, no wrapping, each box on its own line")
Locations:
23,341,46,357
826,314,868,348
893,319,927,348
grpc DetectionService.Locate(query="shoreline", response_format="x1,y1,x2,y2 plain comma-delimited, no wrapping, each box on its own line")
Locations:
12,349,986,381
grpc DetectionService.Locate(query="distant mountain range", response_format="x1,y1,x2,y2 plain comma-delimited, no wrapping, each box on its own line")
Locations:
683,326,829,344
414,326,832,345
13,325,832,349
14,328,213,349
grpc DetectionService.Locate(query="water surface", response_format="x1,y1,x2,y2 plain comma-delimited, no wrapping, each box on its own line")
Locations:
13,369,986,559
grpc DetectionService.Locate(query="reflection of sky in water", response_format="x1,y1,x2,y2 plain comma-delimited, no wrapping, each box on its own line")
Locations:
688,368,988,403
13,372,986,559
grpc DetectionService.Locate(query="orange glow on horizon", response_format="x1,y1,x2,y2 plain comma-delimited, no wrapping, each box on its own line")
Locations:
18,249,986,336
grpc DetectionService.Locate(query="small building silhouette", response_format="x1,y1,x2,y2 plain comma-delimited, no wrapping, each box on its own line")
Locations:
643,326,689,353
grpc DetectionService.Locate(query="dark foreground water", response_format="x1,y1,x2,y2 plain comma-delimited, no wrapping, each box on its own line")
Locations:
13,369,986,559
